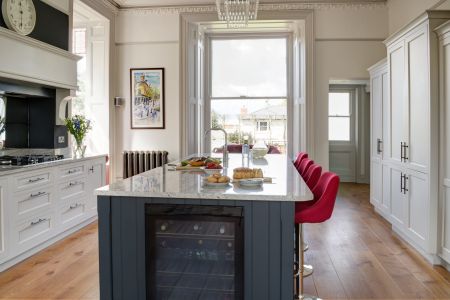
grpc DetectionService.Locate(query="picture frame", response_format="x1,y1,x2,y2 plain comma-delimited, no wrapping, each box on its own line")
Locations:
130,68,165,129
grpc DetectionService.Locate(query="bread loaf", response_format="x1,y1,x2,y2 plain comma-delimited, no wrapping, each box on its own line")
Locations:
233,167,264,179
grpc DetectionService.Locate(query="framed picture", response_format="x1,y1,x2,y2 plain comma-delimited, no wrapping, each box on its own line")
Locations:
130,68,165,129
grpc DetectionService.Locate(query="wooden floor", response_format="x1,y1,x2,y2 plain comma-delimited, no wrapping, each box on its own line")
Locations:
0,183,449,299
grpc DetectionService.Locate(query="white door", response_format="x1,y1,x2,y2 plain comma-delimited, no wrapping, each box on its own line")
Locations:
406,170,429,249
329,88,356,182
381,163,391,215
406,26,429,172
440,33,450,263
371,160,382,207
0,179,9,263
390,165,407,229
86,160,106,214
371,74,383,160
388,41,407,164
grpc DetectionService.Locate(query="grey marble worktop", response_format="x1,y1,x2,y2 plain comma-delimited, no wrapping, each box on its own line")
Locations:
0,154,107,177
96,154,314,202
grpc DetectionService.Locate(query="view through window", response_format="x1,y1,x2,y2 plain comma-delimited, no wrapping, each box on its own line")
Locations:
328,92,352,141
210,37,288,154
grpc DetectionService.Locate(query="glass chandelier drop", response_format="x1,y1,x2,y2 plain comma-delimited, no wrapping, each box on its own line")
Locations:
216,0,260,28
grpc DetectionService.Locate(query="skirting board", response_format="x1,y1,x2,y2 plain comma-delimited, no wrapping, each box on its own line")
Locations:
0,216,98,272
391,225,441,265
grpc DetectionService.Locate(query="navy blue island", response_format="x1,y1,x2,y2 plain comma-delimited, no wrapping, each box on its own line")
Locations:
95,154,313,300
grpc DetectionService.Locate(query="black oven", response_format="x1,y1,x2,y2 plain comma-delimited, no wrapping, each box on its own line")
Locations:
145,204,244,300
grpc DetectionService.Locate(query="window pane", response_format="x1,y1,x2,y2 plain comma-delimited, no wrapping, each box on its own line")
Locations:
211,99,287,153
329,117,350,141
329,92,350,116
211,39,287,97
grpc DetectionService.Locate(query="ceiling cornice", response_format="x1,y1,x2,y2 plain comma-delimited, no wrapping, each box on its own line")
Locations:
117,1,386,15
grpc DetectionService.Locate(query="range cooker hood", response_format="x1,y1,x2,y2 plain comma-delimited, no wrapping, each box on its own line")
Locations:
0,28,80,152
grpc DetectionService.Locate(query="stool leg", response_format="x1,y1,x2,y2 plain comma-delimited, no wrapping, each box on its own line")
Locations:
297,223,322,300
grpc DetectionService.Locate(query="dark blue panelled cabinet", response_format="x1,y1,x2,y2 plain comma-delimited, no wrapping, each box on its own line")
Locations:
98,196,295,300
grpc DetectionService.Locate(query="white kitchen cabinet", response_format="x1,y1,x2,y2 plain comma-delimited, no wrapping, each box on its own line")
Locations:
389,165,406,229
86,158,106,214
436,20,450,265
379,11,450,262
369,59,388,212
1,156,106,271
387,41,406,165
0,178,9,263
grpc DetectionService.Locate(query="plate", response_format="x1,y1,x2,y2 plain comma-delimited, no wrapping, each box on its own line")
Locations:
203,181,230,188
203,178,230,188
238,178,264,187
203,168,223,175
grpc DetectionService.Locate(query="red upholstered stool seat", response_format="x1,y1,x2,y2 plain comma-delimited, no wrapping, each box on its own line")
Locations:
294,152,308,170
294,172,340,300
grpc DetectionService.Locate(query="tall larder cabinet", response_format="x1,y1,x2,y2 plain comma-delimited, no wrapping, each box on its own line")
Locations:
369,59,390,218
436,20,450,266
383,11,450,259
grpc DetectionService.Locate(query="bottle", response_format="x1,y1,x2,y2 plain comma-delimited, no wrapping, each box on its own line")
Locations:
242,137,249,159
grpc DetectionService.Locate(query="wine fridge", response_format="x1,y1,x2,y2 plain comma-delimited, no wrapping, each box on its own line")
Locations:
145,204,244,300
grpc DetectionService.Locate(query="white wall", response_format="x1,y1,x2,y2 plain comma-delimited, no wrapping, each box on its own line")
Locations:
114,13,180,178
314,6,388,169
114,4,388,177
388,0,450,34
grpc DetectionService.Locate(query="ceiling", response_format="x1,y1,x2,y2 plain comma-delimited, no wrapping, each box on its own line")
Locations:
112,0,386,8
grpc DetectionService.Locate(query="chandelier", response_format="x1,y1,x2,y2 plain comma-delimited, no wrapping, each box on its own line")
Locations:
216,0,260,28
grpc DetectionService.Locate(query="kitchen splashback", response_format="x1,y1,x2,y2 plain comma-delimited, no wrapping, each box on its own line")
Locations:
0,79,68,151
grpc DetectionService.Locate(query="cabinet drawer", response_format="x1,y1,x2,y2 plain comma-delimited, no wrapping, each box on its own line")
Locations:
58,164,86,181
58,179,87,201
14,171,53,192
14,187,54,220
13,212,55,253
58,199,87,229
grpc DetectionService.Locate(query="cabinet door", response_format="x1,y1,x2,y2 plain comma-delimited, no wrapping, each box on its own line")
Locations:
406,26,429,172
390,165,406,228
371,74,383,160
440,37,450,263
382,71,389,160
370,160,382,208
381,163,391,214
388,42,407,163
0,179,9,262
406,171,429,250
86,159,106,214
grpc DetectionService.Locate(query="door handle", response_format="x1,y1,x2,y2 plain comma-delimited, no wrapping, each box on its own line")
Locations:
400,142,404,162
400,172,404,193
377,139,382,154
403,175,409,194
403,143,409,162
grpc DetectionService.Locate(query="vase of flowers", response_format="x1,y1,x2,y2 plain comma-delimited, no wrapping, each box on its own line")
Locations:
65,115,92,158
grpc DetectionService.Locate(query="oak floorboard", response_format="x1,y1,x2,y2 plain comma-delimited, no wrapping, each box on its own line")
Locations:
0,183,449,299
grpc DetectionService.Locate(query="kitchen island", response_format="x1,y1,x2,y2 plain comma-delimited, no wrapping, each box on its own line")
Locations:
96,154,313,300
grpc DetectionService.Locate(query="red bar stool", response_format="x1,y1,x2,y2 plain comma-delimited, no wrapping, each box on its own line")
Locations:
298,158,313,176
294,172,340,300
303,164,322,190
294,152,308,169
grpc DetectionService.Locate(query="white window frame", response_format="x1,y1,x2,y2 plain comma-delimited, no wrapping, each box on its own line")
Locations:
257,120,269,132
328,86,356,144
180,13,315,160
204,33,293,154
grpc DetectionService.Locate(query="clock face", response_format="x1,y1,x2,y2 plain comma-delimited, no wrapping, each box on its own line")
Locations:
1,0,36,36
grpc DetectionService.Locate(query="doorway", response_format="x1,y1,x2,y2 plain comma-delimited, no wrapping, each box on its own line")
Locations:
328,84,370,183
